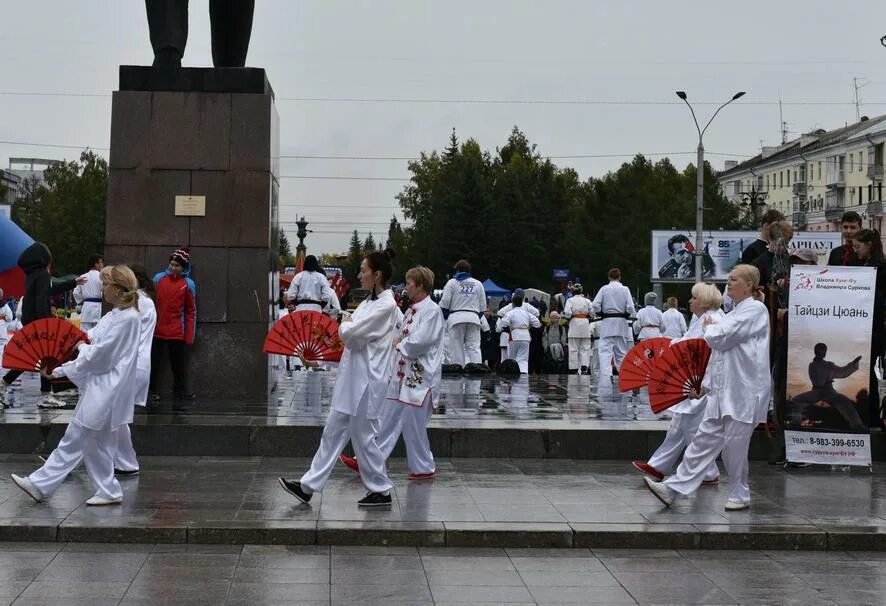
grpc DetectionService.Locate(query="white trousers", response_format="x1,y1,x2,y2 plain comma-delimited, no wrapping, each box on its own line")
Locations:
598,336,631,378
29,420,122,500
647,411,719,481
567,336,592,370
114,424,140,472
377,400,435,474
300,393,393,494
448,323,481,366
664,416,755,503
509,341,530,373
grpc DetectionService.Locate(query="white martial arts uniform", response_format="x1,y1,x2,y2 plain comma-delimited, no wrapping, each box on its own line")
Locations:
300,288,399,495
563,294,594,371
439,274,486,366
114,291,157,473
500,305,541,373
0,302,14,359
633,305,663,342
660,307,688,339
34,306,141,501
592,280,636,378
73,269,103,332
664,298,771,504
379,295,445,475
647,309,724,481
286,270,336,313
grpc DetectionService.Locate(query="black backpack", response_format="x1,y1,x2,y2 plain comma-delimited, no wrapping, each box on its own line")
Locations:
497,359,521,376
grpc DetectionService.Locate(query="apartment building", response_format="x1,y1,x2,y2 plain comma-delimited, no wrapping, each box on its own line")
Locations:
718,115,886,232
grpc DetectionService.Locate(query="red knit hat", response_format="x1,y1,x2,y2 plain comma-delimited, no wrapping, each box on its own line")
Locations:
170,245,191,268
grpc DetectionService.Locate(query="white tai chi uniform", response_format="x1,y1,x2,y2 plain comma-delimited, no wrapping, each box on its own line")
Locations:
500,306,541,373
633,305,663,342
439,274,486,366
660,308,688,339
562,294,594,371
33,307,141,501
0,302,14,359
73,269,103,332
300,288,399,495
379,295,445,475
286,270,336,313
497,302,538,359
664,298,771,504
647,310,723,481
592,280,636,379
114,291,157,473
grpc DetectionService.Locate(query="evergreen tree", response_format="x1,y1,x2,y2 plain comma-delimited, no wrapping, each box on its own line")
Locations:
362,232,377,252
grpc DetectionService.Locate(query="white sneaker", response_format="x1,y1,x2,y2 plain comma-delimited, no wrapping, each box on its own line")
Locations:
11,474,43,502
37,394,66,409
643,476,675,507
724,499,750,511
86,495,122,506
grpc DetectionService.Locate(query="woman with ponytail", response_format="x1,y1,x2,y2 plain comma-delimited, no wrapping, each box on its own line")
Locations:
280,249,401,507
11,266,142,506
853,229,886,428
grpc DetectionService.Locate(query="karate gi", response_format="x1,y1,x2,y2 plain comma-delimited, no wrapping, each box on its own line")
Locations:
664,298,771,504
660,307,688,339
496,317,510,362
647,310,723,481
633,304,663,342
300,289,399,495
286,270,336,313
73,269,103,332
379,296,445,474
0,302,14,359
34,306,141,501
500,306,541,373
439,274,486,366
562,294,594,371
114,291,157,473
592,280,636,379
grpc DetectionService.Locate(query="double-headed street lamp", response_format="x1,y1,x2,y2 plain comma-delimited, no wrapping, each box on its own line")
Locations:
676,90,746,282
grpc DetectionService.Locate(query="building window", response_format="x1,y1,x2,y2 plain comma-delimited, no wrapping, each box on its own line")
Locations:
779,171,783,189
860,151,864,172
787,170,791,186
818,162,822,180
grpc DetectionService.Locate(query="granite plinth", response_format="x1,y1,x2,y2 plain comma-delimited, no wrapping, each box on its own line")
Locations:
119,65,274,96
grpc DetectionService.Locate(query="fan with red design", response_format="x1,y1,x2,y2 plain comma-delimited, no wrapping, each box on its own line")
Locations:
647,338,712,414
263,310,344,362
1,318,88,374
618,337,672,393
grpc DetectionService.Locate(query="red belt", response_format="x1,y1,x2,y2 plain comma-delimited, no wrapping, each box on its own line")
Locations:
573,313,589,319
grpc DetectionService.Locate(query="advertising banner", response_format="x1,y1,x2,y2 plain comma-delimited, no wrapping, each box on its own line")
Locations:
650,230,841,283
784,265,875,466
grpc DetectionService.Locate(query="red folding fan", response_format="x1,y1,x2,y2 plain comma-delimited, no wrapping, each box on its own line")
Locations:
647,338,712,414
1,318,88,374
618,337,672,393
263,310,344,362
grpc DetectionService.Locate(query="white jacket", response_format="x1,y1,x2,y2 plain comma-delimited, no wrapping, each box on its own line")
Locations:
661,307,688,339
286,270,335,312
387,296,445,407
134,291,157,407
634,305,663,341
669,308,724,415
591,281,636,339
500,305,541,342
440,276,486,326
563,294,594,339
73,269,103,325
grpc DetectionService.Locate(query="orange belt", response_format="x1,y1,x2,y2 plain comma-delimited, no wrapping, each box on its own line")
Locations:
573,313,589,319
644,324,659,328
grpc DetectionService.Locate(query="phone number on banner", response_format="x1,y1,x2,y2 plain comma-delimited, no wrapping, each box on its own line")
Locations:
807,436,867,448
785,430,872,467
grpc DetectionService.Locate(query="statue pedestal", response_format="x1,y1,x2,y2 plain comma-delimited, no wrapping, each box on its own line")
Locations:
105,66,280,398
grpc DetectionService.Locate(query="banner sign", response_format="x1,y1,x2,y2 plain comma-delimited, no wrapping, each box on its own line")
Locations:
552,268,570,280
650,230,841,283
784,265,875,466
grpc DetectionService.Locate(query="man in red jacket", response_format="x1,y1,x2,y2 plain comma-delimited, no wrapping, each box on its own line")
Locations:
149,246,196,400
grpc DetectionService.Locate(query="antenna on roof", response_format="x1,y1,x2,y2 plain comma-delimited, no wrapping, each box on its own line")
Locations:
853,77,869,122
779,94,787,144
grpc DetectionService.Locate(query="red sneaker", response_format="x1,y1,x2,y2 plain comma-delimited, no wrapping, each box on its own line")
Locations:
701,476,720,486
408,471,436,480
632,461,664,481
339,454,360,474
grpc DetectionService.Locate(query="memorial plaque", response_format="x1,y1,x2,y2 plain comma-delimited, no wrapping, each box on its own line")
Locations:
175,195,206,216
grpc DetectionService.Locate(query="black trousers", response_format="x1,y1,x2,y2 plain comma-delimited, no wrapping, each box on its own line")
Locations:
150,338,191,395
2,370,52,393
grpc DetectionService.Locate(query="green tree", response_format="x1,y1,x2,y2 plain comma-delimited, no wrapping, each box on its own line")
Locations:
362,232,377,253
342,230,363,286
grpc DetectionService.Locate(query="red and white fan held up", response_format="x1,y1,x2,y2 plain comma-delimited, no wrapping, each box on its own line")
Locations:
617,337,672,393
1,318,88,374
263,310,344,362
647,338,712,414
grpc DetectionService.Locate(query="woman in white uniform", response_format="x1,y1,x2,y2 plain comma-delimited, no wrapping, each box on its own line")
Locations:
633,283,723,485
113,265,157,476
562,284,594,374
660,297,688,339
12,265,142,506
633,292,663,341
285,255,336,313
279,250,400,507
644,265,771,511
339,266,445,479
500,290,541,373
73,254,104,332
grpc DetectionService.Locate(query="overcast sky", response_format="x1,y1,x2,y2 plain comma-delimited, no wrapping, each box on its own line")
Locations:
3,1,886,252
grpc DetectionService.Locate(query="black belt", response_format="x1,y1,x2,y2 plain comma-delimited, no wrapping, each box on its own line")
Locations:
595,312,630,320
295,299,324,306
83,298,102,303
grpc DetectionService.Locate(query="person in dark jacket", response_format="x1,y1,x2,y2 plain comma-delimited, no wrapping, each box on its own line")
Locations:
828,211,863,267
149,245,197,400
741,209,785,264
853,229,886,428
0,243,84,408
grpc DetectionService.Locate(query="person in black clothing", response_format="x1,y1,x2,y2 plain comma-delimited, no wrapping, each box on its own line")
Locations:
741,209,785,264
0,243,84,409
853,228,886,428
752,220,794,288
828,211,863,267
790,344,865,432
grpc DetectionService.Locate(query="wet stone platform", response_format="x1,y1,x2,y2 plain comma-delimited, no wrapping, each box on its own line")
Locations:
0,455,884,551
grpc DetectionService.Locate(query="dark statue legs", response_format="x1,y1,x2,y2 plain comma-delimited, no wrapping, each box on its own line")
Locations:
145,0,255,68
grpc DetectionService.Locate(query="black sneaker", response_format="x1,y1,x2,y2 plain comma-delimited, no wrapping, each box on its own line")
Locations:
114,469,140,477
357,491,392,507
278,478,312,503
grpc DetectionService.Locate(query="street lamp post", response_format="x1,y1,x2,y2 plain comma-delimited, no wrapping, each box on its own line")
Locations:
676,90,746,282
